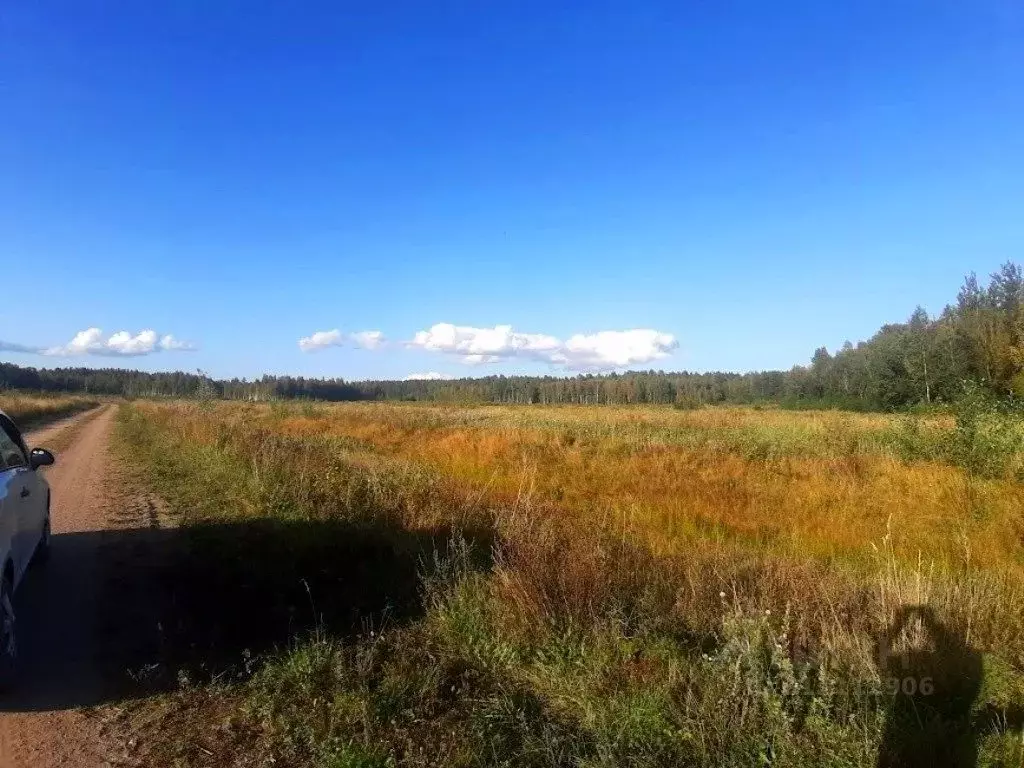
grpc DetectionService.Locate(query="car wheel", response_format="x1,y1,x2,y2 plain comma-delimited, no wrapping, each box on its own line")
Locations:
33,515,51,567
0,571,16,688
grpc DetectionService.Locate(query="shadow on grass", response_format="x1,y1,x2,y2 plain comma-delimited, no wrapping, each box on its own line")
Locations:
4,516,493,712
875,605,1024,768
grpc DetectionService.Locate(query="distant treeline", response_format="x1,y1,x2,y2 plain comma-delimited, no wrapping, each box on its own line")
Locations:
0,362,769,406
2,263,1022,410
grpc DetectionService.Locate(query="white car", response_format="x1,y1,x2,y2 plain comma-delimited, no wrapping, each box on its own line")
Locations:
0,409,55,682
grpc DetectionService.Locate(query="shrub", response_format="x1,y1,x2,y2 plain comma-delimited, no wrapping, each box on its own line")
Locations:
950,382,1024,479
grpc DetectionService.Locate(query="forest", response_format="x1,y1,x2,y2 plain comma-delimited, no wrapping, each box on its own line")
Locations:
2,262,1022,410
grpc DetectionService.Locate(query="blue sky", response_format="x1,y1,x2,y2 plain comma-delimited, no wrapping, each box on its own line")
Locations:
2,1,1022,380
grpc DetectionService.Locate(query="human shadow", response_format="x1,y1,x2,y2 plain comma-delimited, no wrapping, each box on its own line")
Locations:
3,515,493,713
875,605,1023,768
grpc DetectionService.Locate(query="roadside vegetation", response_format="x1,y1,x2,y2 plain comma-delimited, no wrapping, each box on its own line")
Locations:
113,398,1024,767
0,392,98,429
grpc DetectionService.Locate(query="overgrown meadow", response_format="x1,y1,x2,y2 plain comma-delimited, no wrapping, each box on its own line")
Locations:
0,392,98,428
115,398,1024,767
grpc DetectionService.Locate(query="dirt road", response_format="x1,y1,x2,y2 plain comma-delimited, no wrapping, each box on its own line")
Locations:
0,406,122,767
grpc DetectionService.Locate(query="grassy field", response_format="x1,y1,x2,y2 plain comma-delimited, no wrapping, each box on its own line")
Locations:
115,399,1024,767
0,391,99,429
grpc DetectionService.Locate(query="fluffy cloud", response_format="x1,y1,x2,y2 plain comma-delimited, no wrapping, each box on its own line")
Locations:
351,330,385,350
159,334,195,351
410,324,561,365
298,329,344,352
47,328,155,356
408,324,677,370
298,329,386,352
0,328,197,358
553,330,678,369
404,371,455,381
105,329,159,356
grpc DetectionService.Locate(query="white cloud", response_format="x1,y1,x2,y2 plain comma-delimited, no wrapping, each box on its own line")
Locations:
404,371,455,381
33,328,196,358
106,329,159,355
351,330,385,350
298,329,386,352
298,329,344,352
408,323,678,371
410,323,561,364
160,334,196,351
45,327,105,356
554,330,678,369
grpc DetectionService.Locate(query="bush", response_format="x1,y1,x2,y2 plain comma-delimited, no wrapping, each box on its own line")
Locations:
950,382,1024,480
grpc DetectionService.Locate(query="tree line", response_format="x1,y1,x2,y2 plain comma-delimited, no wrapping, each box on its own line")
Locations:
2,262,1021,410
789,261,1024,409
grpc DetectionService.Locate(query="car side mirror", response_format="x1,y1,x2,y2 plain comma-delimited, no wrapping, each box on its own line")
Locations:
30,448,55,470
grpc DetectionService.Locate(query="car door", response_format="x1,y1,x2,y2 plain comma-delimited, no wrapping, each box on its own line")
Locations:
0,421,36,584
0,457,18,586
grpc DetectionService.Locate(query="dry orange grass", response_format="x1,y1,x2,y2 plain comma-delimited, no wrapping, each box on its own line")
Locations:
260,402,1022,573
0,392,98,428
124,399,1024,673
